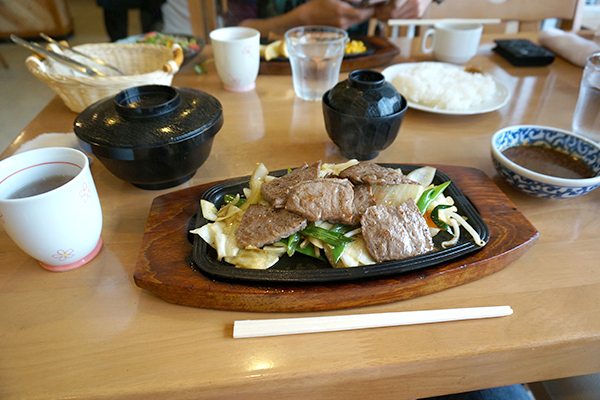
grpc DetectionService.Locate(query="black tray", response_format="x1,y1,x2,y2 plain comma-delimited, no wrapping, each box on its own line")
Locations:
192,164,489,284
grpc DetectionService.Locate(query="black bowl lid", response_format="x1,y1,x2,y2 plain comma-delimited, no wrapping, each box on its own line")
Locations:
73,85,223,149
325,69,403,118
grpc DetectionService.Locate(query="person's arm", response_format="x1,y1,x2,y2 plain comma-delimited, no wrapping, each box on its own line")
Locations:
373,0,432,21
239,0,375,36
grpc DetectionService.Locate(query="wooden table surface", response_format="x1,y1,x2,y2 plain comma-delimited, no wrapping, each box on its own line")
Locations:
1,33,599,400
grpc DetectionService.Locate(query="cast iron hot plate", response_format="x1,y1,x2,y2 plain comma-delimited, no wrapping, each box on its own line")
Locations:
192,164,490,284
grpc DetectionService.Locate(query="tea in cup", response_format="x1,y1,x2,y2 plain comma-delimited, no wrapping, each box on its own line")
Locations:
0,147,103,271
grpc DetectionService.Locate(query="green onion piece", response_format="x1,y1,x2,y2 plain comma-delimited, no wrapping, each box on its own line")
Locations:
224,194,246,207
416,181,451,214
331,244,347,263
431,205,455,235
328,225,358,262
286,233,301,257
330,224,359,235
295,245,326,261
300,225,354,247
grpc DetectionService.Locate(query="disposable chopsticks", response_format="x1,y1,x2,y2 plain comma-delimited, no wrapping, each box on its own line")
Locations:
387,18,501,26
233,306,513,338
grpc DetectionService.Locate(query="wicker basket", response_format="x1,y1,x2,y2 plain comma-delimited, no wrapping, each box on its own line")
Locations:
25,43,184,113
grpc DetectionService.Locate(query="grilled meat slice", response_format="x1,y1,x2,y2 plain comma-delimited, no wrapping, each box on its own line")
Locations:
339,162,417,186
349,184,376,225
285,179,354,224
329,183,375,226
261,161,321,208
236,204,307,249
361,199,434,262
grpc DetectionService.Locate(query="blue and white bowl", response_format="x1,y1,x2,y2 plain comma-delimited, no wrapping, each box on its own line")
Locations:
491,125,600,199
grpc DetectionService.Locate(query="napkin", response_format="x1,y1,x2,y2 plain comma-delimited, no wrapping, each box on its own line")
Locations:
538,28,600,67
15,132,92,163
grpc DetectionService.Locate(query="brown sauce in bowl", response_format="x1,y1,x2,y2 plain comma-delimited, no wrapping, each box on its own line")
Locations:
502,145,595,179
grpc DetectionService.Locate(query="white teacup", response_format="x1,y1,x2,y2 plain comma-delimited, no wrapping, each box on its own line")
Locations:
0,147,103,272
210,27,261,92
421,23,483,64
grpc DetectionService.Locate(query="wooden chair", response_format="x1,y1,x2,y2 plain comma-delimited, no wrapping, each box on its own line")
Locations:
387,0,586,37
0,49,8,68
0,0,73,39
188,0,225,41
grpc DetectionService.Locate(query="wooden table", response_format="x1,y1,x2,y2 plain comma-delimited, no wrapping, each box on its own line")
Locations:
2,33,599,399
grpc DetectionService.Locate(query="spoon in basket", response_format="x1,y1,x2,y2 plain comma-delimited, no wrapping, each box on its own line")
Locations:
40,33,125,76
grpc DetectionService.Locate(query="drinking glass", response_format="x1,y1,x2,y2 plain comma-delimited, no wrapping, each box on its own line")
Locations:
572,52,600,142
285,26,348,101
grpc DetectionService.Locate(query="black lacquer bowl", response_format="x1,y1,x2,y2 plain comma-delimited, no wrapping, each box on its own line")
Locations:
323,69,407,161
74,85,223,190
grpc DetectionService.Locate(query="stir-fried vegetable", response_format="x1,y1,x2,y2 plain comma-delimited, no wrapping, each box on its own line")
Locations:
431,204,454,235
240,163,269,210
300,225,355,247
416,181,452,214
191,162,484,270
224,194,246,207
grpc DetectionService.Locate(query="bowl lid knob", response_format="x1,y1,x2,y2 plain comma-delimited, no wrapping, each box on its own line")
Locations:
348,69,386,90
115,85,181,119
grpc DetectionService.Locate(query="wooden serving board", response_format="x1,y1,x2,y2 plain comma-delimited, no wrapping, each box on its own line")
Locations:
258,36,400,75
134,165,538,312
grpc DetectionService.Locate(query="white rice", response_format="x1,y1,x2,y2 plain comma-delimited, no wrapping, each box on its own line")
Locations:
391,62,497,110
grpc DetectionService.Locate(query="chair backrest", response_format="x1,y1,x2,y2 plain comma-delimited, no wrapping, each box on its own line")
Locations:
188,0,225,41
427,0,585,33
385,0,585,37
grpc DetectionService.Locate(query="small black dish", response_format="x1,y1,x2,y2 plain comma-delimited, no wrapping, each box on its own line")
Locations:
323,69,407,161
192,164,490,285
74,85,223,190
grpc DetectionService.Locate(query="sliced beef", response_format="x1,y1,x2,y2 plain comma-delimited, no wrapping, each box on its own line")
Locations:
285,179,354,224
261,161,321,208
236,204,307,249
349,184,376,225
361,199,434,262
339,162,417,186
330,184,375,225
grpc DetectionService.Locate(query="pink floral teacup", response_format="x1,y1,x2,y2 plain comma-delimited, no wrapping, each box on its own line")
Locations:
0,147,103,271
210,27,260,92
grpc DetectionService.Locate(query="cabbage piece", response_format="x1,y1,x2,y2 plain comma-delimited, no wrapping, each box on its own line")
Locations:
320,159,359,178
190,211,243,260
407,166,436,187
372,183,425,206
240,163,269,210
200,199,219,221
215,203,243,222
226,249,281,270
325,235,375,268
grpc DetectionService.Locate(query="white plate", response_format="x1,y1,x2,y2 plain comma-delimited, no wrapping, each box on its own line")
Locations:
381,62,511,115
